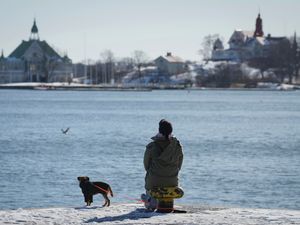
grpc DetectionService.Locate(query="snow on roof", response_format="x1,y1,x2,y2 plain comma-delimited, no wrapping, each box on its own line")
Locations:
155,54,184,63
255,37,265,45
234,29,253,37
240,30,254,37
163,55,184,63
230,30,254,43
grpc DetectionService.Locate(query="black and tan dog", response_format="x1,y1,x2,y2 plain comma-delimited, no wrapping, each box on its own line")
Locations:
77,176,113,207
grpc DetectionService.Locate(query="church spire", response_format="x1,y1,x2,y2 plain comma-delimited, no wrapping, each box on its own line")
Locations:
254,13,264,37
292,31,298,55
293,32,297,46
30,18,39,40
0,49,4,60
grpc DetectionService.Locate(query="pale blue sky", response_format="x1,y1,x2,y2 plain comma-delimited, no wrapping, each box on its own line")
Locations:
1,0,299,62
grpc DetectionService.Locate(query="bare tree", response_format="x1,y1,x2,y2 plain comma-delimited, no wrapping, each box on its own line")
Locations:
199,34,223,62
132,50,149,81
120,57,135,70
101,49,114,63
101,49,115,84
248,57,270,80
42,55,59,82
290,35,300,83
268,39,292,83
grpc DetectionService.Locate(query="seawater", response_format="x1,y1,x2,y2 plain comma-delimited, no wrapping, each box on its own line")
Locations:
0,89,299,210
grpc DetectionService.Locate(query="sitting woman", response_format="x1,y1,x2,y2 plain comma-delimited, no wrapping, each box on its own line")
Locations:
142,119,184,211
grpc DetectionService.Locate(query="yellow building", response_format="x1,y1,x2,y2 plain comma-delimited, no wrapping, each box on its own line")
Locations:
154,52,186,75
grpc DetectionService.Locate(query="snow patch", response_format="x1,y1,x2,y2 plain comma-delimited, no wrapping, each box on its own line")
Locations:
0,203,299,225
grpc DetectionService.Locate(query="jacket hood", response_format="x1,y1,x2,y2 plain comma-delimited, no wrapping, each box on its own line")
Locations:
151,134,181,165
151,133,173,141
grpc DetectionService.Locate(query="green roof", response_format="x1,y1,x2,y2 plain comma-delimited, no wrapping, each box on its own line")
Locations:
8,40,62,59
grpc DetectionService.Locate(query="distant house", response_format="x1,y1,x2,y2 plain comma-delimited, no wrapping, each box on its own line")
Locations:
0,19,72,83
211,14,289,62
154,52,186,75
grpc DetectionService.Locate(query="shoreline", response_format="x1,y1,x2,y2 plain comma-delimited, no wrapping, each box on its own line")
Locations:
0,203,299,224
0,82,299,91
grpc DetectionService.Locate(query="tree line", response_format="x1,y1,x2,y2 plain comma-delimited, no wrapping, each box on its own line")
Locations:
73,49,150,84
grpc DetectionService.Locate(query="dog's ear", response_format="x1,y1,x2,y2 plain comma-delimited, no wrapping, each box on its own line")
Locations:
78,176,86,182
77,176,89,182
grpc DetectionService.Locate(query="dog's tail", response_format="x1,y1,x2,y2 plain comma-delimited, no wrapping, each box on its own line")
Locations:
108,186,114,197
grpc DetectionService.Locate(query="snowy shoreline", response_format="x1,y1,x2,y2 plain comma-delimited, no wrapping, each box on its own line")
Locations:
0,82,299,91
0,203,299,225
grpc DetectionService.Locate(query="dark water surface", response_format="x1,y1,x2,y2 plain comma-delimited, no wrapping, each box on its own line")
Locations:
0,89,299,210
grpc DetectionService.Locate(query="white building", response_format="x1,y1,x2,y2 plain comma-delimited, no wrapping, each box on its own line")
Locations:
211,14,289,62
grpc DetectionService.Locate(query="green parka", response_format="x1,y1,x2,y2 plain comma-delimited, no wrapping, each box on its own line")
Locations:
144,135,183,190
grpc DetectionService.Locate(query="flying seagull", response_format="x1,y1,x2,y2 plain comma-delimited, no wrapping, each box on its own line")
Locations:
61,127,70,134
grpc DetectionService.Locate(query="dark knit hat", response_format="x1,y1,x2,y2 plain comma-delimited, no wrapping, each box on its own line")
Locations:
159,119,173,139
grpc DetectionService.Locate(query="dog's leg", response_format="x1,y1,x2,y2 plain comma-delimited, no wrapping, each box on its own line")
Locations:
84,194,90,206
102,201,107,207
90,195,93,206
86,195,93,206
103,194,110,207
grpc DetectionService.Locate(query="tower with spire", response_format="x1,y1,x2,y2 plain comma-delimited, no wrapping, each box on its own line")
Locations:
0,49,4,60
292,32,298,52
30,18,39,40
0,49,6,70
211,12,292,63
291,32,299,82
254,13,264,37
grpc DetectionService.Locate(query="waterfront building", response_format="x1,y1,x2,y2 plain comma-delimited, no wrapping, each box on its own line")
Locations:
211,14,289,62
154,52,186,75
0,19,73,83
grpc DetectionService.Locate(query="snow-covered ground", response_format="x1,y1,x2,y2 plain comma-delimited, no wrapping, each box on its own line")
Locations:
0,203,299,225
